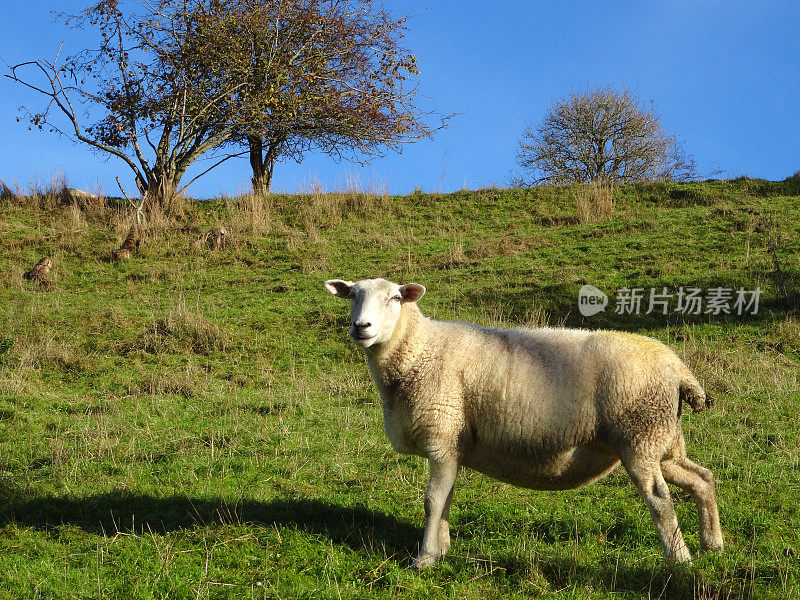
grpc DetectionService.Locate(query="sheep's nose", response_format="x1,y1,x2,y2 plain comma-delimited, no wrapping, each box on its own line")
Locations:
354,321,372,329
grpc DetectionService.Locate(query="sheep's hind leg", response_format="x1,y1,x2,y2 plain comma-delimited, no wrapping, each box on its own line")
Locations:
413,457,458,569
623,456,691,562
661,455,723,552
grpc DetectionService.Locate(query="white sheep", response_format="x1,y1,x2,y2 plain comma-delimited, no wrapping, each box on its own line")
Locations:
324,277,723,567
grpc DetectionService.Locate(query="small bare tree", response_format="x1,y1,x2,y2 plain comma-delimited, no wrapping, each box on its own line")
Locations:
5,0,284,210
514,86,696,186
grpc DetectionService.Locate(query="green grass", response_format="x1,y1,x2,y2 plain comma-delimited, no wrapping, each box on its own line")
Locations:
0,178,799,599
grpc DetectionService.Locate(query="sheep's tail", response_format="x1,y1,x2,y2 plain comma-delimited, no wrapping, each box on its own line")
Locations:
677,364,711,414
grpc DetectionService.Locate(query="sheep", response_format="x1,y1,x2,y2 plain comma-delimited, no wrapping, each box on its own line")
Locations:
324,277,723,568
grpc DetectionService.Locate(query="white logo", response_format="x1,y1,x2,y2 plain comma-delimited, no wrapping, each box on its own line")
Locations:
578,285,608,316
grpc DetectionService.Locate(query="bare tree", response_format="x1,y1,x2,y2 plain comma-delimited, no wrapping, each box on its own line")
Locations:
514,86,696,186
5,0,275,209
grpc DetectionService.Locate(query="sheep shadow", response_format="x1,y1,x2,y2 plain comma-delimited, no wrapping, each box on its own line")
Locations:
503,554,749,600
0,491,421,563
0,487,755,597
450,509,738,598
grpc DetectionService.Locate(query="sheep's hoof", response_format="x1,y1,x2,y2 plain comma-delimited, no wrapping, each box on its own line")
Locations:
668,549,692,564
701,540,724,553
411,553,440,569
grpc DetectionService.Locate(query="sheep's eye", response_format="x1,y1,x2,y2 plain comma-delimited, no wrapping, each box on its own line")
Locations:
391,295,401,302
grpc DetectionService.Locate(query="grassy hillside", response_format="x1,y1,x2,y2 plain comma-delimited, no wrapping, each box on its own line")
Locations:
0,179,798,599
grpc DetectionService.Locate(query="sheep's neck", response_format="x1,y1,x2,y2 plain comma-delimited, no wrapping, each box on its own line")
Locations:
366,302,424,380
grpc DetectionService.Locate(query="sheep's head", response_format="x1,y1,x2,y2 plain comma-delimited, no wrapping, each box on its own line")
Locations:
324,278,425,347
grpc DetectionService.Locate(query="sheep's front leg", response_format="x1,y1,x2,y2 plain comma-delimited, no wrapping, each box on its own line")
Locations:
438,483,455,556
412,457,458,569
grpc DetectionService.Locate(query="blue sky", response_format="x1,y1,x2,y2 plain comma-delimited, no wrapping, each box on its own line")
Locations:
0,1,798,197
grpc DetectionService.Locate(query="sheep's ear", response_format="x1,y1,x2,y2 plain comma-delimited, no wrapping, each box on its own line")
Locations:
399,283,426,303
324,279,354,299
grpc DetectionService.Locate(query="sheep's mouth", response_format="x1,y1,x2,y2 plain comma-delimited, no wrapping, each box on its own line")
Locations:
350,330,378,344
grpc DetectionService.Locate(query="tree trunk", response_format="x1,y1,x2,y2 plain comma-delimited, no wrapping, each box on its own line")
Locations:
141,167,183,214
248,134,284,196
249,135,271,196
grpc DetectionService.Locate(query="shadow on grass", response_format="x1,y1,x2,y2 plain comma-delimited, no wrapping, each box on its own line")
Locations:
0,491,421,562
0,487,757,597
466,273,800,332
491,553,747,600
542,557,748,600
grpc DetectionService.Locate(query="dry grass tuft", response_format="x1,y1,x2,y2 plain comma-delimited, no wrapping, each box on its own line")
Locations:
224,194,274,238
4,172,70,211
11,333,72,370
0,328,95,394
1,267,27,291
0,173,110,224
105,191,198,239
56,203,89,252
110,211,142,242
296,177,391,233
141,300,231,355
139,198,182,234
480,303,553,330
129,364,203,398
68,188,109,219
0,178,17,202
467,236,542,261
444,235,466,266
573,180,616,223
436,233,543,269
